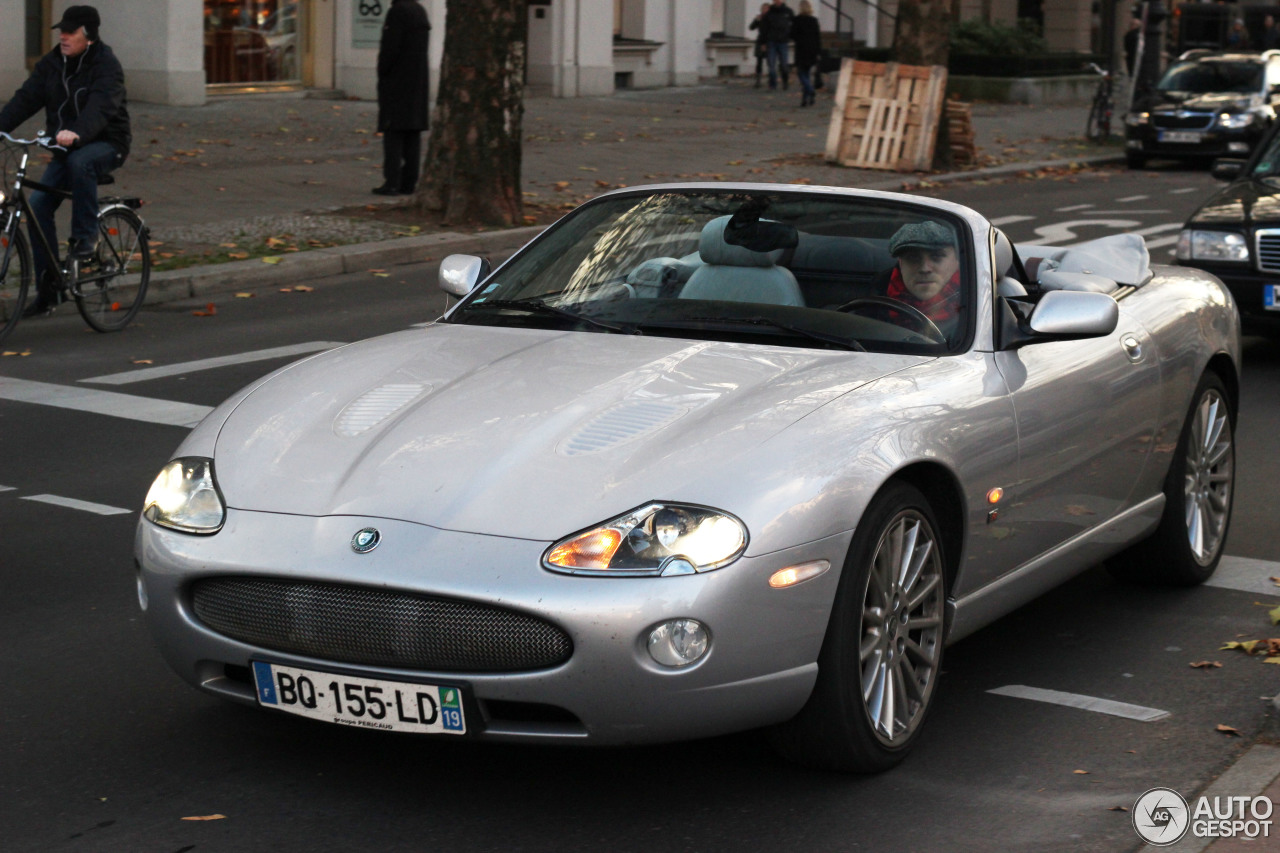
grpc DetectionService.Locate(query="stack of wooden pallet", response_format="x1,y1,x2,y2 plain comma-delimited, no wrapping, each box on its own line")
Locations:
946,99,976,166
824,59,948,172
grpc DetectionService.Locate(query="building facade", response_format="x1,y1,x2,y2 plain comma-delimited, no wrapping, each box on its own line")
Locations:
1,0,1103,107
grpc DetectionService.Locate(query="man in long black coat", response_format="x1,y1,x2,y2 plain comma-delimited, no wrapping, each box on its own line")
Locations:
374,0,430,195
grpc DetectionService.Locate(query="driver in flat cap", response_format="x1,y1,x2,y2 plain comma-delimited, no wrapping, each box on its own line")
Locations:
0,5,131,316
879,220,964,341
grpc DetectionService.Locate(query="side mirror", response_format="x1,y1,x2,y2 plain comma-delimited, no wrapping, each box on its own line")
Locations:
1210,158,1246,181
438,254,490,297
1027,290,1118,339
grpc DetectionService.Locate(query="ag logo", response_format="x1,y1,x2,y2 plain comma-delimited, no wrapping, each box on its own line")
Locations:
1132,787,1190,846
351,527,381,554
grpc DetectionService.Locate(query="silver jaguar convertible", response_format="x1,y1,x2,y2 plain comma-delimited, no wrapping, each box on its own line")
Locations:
135,185,1240,772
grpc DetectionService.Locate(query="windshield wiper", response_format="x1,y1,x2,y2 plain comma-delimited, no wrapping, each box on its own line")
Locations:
686,315,867,352
462,299,640,335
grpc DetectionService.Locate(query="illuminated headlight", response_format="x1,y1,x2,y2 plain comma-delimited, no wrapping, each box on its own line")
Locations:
544,503,747,576
1125,111,1150,126
142,457,226,534
1176,229,1249,263
1218,112,1257,129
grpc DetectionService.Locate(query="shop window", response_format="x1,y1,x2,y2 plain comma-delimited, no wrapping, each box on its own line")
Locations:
205,0,301,86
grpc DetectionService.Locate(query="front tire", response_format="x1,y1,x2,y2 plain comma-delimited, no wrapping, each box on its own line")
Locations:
1109,372,1235,585
0,226,32,345
770,481,947,772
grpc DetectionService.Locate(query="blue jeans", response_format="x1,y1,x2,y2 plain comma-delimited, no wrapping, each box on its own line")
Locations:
28,141,123,280
766,41,789,89
796,65,814,99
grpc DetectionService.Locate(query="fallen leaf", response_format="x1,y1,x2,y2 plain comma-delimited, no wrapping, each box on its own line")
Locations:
1189,660,1222,668
234,292,255,299
1271,604,1280,626
227,252,249,260
293,285,314,293
191,303,217,317
372,272,390,278
2,350,31,357
181,814,227,821
266,237,289,248
219,242,238,249
261,256,283,264
1270,576,1280,587
578,166,598,171
1109,806,1129,812
131,359,154,365
1265,657,1280,664
279,287,293,292
1073,769,1090,775
1216,724,1241,736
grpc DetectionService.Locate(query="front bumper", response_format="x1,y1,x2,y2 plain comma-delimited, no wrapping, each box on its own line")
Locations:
1125,123,1264,161
135,509,849,744
1174,259,1280,331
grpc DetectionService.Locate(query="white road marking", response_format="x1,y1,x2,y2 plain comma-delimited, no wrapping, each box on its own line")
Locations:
0,377,212,428
988,685,1170,722
1145,235,1180,251
1034,219,1141,245
0,485,14,492
1088,209,1170,215
990,215,1035,226
21,494,132,516
1057,221,1183,248
79,341,345,385
1116,194,1149,202
1170,187,1201,194
1207,556,1280,596
1055,203,1095,212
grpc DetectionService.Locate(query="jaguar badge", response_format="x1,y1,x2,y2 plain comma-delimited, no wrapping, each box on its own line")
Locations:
351,527,381,553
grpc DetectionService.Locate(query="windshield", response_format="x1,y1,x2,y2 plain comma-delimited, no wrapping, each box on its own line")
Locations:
1157,60,1262,94
447,190,972,354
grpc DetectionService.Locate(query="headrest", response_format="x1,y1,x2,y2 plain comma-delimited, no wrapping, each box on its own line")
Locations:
993,229,1014,277
626,257,699,286
699,216,785,267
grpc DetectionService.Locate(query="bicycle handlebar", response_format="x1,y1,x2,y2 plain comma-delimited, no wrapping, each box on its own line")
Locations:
1084,62,1109,77
0,130,67,152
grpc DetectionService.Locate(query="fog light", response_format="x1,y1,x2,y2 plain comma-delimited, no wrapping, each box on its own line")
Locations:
647,619,709,667
136,571,148,611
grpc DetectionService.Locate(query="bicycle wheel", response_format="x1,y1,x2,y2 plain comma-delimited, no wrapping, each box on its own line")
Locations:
1086,92,1105,141
75,207,149,333
0,224,33,345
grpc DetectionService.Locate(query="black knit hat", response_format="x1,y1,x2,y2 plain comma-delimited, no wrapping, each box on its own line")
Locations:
52,6,101,41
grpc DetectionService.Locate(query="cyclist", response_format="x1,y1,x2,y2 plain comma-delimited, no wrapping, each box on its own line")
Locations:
0,5,131,317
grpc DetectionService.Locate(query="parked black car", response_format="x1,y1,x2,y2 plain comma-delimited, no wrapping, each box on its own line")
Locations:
1125,50,1280,169
1176,121,1280,332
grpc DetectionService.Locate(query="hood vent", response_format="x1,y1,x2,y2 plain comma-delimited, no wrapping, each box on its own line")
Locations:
334,383,427,436
559,400,688,456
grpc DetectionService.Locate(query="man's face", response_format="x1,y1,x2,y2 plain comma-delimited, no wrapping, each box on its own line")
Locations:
59,26,90,58
896,245,959,301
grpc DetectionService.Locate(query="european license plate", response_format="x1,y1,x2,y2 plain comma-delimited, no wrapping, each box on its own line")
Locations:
252,661,466,735
1265,284,1280,311
1159,130,1203,144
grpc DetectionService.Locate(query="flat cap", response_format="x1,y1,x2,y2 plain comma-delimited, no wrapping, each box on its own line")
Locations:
889,221,956,256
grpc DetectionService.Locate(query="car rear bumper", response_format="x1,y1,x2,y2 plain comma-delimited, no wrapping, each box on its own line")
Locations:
135,509,850,745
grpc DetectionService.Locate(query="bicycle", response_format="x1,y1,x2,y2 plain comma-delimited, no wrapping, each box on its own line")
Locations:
1085,62,1114,141
0,131,151,344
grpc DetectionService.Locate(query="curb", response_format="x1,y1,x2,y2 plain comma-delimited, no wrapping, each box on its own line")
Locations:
142,154,1126,305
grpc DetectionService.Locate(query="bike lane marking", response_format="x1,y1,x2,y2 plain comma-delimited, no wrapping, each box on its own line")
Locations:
79,341,345,385
21,494,132,516
0,377,212,427
987,685,1170,722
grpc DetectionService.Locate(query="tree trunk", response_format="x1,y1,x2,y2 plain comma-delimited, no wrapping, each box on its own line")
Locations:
893,0,952,170
417,0,527,226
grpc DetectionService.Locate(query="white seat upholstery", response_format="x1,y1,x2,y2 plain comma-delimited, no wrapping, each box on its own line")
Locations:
679,216,804,306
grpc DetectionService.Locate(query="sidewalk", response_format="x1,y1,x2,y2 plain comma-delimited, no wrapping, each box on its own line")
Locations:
2,77,1116,302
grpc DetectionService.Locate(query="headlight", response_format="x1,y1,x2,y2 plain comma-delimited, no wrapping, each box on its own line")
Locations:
544,503,747,576
142,457,226,533
1218,112,1257,129
1176,229,1249,263
1125,111,1150,126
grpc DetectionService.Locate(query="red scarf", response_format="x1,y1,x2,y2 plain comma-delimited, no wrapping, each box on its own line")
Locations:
886,267,962,323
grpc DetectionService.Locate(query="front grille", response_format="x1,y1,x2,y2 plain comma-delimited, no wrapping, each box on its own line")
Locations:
1257,229,1280,273
192,577,573,673
1152,112,1214,130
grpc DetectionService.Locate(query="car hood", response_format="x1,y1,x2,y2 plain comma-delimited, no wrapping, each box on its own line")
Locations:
1186,178,1280,226
212,324,928,540
1151,92,1258,112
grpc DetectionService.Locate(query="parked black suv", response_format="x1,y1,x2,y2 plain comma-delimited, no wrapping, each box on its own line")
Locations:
1176,120,1280,332
1125,50,1280,169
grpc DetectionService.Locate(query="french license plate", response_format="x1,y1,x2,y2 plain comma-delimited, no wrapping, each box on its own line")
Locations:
1159,130,1203,144
252,661,466,735
1265,284,1280,311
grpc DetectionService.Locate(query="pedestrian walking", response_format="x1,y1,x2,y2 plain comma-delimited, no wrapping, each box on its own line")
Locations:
373,0,431,196
0,4,131,316
749,3,770,88
791,1,821,106
759,0,794,91
1264,15,1280,51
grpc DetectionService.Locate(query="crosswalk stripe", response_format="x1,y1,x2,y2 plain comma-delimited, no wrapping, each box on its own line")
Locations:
21,494,132,516
79,341,345,386
1208,556,1280,596
0,377,212,428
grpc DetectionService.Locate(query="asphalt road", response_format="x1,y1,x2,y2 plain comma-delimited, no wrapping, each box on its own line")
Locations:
2,165,1278,853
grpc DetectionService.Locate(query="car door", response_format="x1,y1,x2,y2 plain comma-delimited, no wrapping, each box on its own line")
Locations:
989,308,1162,574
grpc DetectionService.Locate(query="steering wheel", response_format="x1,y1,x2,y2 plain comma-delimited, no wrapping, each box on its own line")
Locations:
834,295,946,343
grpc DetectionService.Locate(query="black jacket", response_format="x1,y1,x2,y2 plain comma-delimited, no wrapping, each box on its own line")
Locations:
0,42,131,158
792,14,822,68
759,4,795,43
377,0,431,132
